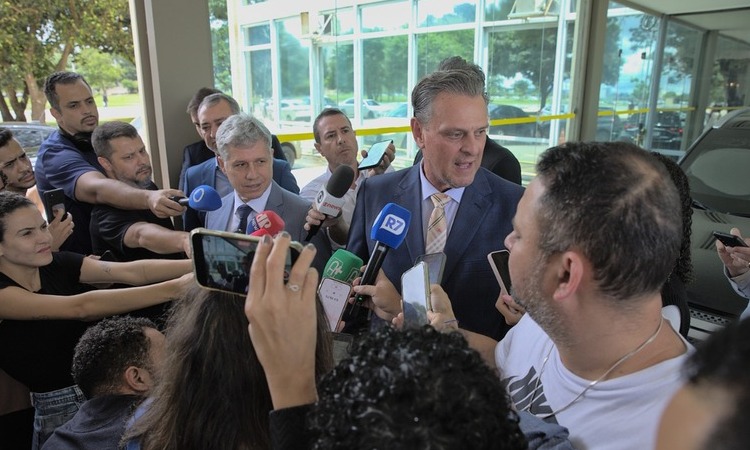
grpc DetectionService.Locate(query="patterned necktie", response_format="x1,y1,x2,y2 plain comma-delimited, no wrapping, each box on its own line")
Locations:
426,193,450,254
235,204,252,233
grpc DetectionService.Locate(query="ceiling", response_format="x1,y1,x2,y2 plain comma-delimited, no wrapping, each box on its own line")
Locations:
625,0,750,46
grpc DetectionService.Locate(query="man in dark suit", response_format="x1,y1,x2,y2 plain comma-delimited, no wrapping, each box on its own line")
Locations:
182,93,299,231
347,68,524,341
179,87,221,191
204,114,331,273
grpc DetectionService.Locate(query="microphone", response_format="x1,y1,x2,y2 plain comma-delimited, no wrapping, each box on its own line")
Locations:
171,185,222,211
305,164,355,241
353,202,411,304
323,249,364,285
246,210,285,237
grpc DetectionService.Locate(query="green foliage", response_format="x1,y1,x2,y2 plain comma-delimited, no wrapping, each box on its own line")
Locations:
75,48,123,94
416,30,474,79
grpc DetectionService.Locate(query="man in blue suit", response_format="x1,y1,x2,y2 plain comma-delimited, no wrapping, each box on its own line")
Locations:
182,93,299,231
347,68,524,341
204,114,331,273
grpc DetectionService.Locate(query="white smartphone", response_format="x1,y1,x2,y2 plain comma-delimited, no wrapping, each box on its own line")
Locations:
401,261,430,326
487,249,512,296
318,277,352,332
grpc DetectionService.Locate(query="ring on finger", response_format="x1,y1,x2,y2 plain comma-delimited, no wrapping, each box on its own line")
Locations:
286,283,300,292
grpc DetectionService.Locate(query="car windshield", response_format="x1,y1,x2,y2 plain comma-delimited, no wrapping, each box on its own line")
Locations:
682,126,750,217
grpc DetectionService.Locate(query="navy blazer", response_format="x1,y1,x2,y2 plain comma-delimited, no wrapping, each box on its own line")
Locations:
205,182,331,274
347,165,524,341
182,156,299,232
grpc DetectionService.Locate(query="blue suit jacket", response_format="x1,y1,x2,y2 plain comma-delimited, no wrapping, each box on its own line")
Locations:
205,182,331,274
182,157,299,232
347,165,524,341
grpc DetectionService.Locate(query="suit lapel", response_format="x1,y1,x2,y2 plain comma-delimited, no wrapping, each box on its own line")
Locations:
265,183,284,226
442,170,492,280
392,166,424,266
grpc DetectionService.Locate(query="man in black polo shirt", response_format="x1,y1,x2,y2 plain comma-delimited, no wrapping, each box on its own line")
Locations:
90,121,189,261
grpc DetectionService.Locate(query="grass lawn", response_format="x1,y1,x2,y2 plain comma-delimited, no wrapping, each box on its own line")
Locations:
97,93,141,107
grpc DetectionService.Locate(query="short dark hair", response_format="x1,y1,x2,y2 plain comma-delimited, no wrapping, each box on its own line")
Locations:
0,128,13,148
437,56,486,83
72,316,156,398
535,141,682,302
187,87,222,118
0,191,35,243
310,326,527,450
412,68,489,125
312,108,351,143
92,121,140,159
685,318,750,449
44,71,91,111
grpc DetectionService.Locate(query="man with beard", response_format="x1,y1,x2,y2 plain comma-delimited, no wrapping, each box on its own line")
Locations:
35,72,185,254
431,141,691,450
90,121,189,262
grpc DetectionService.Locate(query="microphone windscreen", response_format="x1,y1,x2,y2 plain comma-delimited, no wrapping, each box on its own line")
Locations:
248,210,285,237
326,164,355,198
323,249,364,284
188,185,222,211
370,203,411,249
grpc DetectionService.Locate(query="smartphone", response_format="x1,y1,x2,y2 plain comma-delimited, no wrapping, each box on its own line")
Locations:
487,250,512,296
190,228,301,296
42,188,68,221
713,231,749,248
401,261,430,326
358,139,392,170
318,277,352,332
415,252,446,285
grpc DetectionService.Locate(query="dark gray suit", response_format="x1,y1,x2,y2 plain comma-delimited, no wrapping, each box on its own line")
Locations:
347,165,524,340
205,182,331,273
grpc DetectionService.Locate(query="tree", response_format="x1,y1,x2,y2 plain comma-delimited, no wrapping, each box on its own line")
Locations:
0,0,133,122
75,48,123,97
208,0,231,93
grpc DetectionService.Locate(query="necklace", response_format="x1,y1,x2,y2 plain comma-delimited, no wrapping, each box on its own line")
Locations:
526,317,664,419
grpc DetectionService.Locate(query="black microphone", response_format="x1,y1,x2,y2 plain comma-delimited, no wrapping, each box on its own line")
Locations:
305,164,355,241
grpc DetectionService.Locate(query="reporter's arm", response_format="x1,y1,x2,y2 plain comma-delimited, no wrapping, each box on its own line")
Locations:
0,274,192,321
123,222,191,256
74,171,185,218
78,257,192,286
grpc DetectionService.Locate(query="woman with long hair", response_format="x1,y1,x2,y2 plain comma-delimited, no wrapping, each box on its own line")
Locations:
126,281,333,450
0,191,192,449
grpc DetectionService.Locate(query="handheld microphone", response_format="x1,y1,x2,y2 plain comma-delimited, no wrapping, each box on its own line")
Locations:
246,210,285,237
170,185,222,211
305,164,355,241
354,203,411,304
323,249,364,285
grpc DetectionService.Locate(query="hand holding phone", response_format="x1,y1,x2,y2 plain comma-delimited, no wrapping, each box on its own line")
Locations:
358,140,392,170
318,277,352,332
713,231,749,248
42,188,68,222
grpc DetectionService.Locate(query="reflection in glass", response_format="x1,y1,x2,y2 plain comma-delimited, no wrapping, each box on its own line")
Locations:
362,2,409,32
417,0,476,26
246,50,272,118
276,18,310,99
245,24,270,46
322,43,353,106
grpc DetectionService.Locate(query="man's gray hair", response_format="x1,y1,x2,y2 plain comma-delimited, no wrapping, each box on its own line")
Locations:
215,114,272,160
412,68,489,125
198,93,241,117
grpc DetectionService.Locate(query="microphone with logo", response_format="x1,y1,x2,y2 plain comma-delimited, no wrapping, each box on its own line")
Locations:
323,249,364,285
169,185,222,211
319,249,365,332
246,210,285,237
353,202,411,305
305,164,355,241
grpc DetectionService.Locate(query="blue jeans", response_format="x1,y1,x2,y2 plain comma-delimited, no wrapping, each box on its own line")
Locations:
30,385,85,450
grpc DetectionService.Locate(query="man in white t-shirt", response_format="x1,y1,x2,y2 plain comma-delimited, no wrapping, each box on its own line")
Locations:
432,141,691,450
301,108,394,246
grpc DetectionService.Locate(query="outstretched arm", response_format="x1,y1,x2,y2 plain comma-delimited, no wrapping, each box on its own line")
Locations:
78,257,192,286
75,171,185,218
123,222,191,257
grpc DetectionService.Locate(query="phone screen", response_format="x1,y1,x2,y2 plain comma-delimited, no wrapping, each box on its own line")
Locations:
191,231,298,295
488,250,512,295
401,261,430,326
415,252,446,285
358,139,392,170
318,277,352,332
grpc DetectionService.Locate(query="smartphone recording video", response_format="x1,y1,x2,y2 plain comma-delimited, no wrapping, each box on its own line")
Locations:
488,250,512,296
191,228,300,296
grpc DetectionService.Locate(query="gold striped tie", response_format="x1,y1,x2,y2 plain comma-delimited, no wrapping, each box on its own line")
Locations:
426,193,450,254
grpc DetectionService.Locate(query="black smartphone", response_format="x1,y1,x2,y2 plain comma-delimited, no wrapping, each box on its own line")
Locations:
190,228,301,296
42,188,68,221
415,252,446,285
358,139,392,170
713,231,748,248
487,250,512,296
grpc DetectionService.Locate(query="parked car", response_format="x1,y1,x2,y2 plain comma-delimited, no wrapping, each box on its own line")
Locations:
622,110,683,149
536,106,623,141
339,98,390,119
0,121,57,164
488,104,536,138
678,107,750,340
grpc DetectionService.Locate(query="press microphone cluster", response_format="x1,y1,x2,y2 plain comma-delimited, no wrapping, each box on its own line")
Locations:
246,210,285,237
170,185,222,211
305,164,355,241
